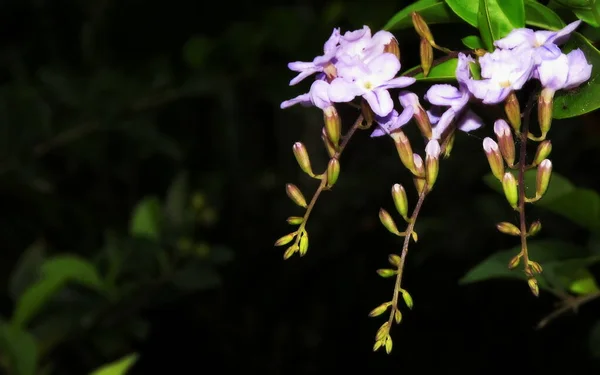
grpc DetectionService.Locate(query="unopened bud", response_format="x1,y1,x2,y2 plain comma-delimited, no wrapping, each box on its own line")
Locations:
508,254,521,269
474,48,487,57
323,62,337,82
413,102,433,139
536,159,552,198
390,131,415,174
298,232,309,256
527,277,539,297
286,183,308,208
533,140,552,167
392,183,409,221
321,127,336,157
361,99,375,128
323,105,341,146
425,140,440,189
326,158,340,187
379,208,402,236
287,216,303,225
528,220,542,236
442,131,455,158
529,261,543,274
413,154,426,193
275,232,296,246
293,142,314,176
377,268,397,278
369,302,392,317
538,88,555,138
496,222,520,236
388,254,401,266
411,12,434,44
384,37,401,62
504,92,521,132
401,289,414,309
483,137,505,181
283,244,299,259
493,120,515,166
420,38,433,77
502,172,518,209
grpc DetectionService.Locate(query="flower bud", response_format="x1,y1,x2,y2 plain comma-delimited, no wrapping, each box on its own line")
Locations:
529,261,543,274
390,131,415,174
283,244,299,259
504,92,521,132
326,158,340,187
474,48,487,57
321,127,336,158
412,154,426,193
323,62,337,82
293,142,314,176
394,309,402,324
376,322,390,341
413,102,433,139
323,105,341,146
533,140,552,167
496,222,520,236
508,254,521,269
388,254,401,266
528,220,542,236
493,120,515,166
425,140,440,189
377,268,397,278
361,99,375,128
502,172,518,209
392,183,409,221
483,137,505,181
384,37,401,62
286,183,308,208
401,289,414,309
420,38,433,77
275,232,297,246
527,277,539,297
536,159,552,198
411,12,434,45
385,336,393,354
368,302,392,317
442,131,455,158
379,208,402,236
298,232,309,256
538,87,554,138
287,216,303,225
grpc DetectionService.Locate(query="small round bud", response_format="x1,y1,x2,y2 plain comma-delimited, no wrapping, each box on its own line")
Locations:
274,232,296,247
286,183,308,208
533,140,552,167
502,172,518,209
527,277,540,297
536,159,553,198
287,216,303,225
392,183,409,221
326,158,340,187
298,232,309,256
528,220,542,236
508,254,521,269
496,222,520,236
368,302,392,317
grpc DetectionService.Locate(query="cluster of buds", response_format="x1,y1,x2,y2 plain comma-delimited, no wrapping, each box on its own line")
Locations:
483,115,552,296
274,107,343,260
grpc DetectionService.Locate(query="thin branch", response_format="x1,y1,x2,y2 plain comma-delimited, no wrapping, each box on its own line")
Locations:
537,291,600,329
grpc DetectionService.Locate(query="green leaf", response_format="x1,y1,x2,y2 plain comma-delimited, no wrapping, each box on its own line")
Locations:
404,58,458,82
164,171,189,228
0,320,38,375
446,0,479,27
385,0,459,31
553,32,600,118
541,188,600,232
9,241,45,300
11,256,104,328
478,0,526,50
524,0,565,30
129,196,162,240
89,353,139,375
564,267,600,295
460,240,589,288
462,35,485,49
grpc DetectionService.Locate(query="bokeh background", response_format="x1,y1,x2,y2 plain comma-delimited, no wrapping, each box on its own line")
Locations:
1,0,600,374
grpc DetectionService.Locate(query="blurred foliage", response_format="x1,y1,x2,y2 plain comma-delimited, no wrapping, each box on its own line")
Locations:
0,0,599,374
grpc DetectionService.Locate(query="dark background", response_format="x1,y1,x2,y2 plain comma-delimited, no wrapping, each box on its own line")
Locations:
0,0,599,374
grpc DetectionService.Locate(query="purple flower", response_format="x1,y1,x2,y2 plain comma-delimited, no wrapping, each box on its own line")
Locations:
371,91,419,137
467,48,535,104
536,49,592,92
287,28,341,86
280,80,332,109
328,53,415,117
494,21,581,63
425,54,483,139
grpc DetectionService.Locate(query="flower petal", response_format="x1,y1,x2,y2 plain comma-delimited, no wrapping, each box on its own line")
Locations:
328,78,362,102
457,109,483,132
364,88,394,117
494,29,535,50
378,76,416,90
564,48,592,90
366,53,401,83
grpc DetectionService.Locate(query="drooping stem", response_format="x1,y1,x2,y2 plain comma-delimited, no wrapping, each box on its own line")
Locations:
295,114,364,242
387,188,428,326
517,95,537,269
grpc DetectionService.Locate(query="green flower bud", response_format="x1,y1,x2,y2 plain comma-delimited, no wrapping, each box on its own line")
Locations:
420,38,433,77
504,91,521,133
496,222,520,236
533,140,552,167
293,142,314,176
391,183,409,221
536,159,552,198
379,208,402,236
502,172,518,209
326,158,340,187
286,183,307,208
